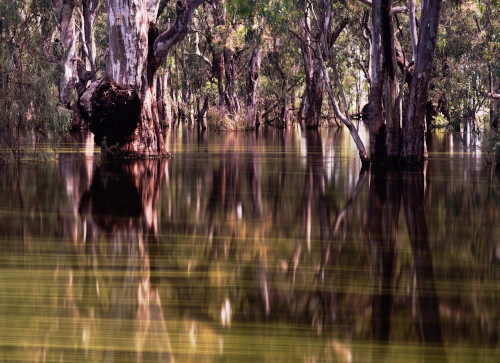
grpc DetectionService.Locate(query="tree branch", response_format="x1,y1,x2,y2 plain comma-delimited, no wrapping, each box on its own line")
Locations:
153,0,207,67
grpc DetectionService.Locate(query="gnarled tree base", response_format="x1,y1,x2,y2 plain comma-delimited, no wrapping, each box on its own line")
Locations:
79,80,169,159
90,81,142,146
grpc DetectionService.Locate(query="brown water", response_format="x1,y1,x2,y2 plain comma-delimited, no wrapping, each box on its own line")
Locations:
0,126,499,362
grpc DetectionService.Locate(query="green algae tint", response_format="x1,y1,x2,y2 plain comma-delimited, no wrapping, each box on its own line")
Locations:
0,127,499,362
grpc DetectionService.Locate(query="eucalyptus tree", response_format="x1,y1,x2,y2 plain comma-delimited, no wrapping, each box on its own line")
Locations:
292,0,369,163
358,0,444,163
80,0,206,157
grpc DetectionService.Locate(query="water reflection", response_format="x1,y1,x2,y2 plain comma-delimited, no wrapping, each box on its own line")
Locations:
0,128,499,361
369,165,447,362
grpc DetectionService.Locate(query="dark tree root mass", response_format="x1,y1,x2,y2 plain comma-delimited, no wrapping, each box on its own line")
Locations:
88,81,142,146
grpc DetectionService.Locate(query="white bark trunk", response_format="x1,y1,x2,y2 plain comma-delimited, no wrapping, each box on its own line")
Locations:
58,0,79,106
105,0,152,89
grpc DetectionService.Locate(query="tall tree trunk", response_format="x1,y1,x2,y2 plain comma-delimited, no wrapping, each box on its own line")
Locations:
244,47,262,129
381,0,400,160
81,0,205,157
369,0,386,161
57,0,79,108
402,0,443,163
300,12,323,128
223,47,240,116
81,0,100,81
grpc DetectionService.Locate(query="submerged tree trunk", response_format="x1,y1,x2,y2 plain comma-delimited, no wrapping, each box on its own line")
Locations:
402,0,443,163
369,0,401,162
244,47,262,129
81,0,205,157
300,13,323,128
381,0,400,160
368,0,386,161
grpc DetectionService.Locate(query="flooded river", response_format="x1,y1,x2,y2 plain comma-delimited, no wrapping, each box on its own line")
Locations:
0,126,498,362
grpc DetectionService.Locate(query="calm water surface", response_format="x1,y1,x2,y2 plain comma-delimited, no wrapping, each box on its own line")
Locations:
0,127,499,362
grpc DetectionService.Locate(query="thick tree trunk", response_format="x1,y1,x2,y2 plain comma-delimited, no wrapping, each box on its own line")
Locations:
82,0,205,157
244,47,262,129
402,0,443,163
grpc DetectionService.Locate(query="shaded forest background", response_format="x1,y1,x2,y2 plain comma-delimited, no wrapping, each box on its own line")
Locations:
0,0,499,161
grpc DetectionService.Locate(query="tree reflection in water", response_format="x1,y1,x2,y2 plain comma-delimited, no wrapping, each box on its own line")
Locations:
79,159,173,361
4,128,500,361
369,163,446,361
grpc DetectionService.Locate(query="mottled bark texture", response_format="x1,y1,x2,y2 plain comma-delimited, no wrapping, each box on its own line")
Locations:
244,48,262,129
368,0,443,164
82,0,205,157
57,0,78,108
402,0,443,163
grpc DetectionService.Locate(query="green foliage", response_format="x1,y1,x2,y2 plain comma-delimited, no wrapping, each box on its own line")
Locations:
0,0,70,158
